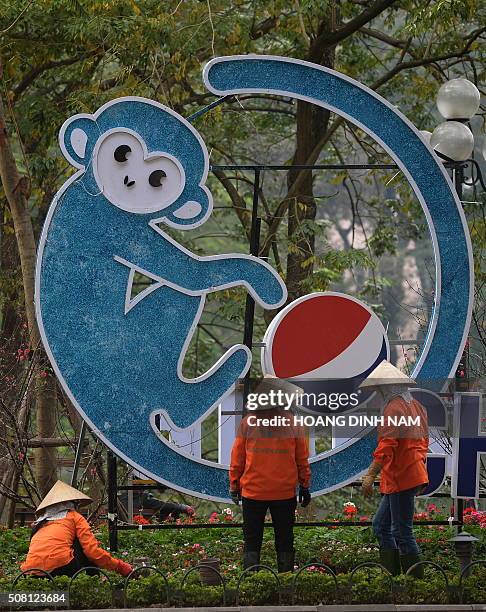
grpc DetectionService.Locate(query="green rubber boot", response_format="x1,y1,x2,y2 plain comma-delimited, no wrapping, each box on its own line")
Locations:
400,554,424,578
379,548,401,575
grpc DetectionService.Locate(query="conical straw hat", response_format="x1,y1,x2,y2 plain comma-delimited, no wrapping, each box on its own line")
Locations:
359,360,416,389
250,374,303,410
256,374,303,395
36,480,92,512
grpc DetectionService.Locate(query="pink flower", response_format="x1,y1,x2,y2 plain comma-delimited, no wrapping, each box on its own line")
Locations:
209,512,219,524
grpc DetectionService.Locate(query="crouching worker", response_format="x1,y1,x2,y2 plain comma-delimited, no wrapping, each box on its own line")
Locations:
229,375,311,572
360,361,429,577
21,480,133,578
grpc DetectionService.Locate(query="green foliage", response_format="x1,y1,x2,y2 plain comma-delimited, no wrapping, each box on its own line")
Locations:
3,565,486,608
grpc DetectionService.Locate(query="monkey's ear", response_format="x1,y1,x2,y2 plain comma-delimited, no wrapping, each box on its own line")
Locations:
59,114,97,169
163,186,213,229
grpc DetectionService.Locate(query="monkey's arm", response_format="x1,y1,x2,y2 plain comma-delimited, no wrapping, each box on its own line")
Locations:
117,226,287,309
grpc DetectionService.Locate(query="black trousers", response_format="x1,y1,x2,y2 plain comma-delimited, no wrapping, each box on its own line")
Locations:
142,497,188,520
50,539,99,577
242,497,296,553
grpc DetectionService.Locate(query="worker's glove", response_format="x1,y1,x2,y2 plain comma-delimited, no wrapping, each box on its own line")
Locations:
298,486,311,508
118,560,134,577
229,489,241,505
362,461,381,498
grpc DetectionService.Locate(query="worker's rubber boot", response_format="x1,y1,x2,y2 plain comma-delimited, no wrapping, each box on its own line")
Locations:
243,550,261,571
400,554,424,578
277,550,295,573
379,548,401,576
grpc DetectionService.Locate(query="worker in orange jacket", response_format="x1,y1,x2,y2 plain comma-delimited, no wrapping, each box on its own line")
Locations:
360,361,429,577
21,480,133,577
230,376,311,572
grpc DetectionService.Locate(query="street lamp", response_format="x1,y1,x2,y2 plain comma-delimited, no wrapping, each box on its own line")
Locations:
427,76,485,198
436,78,481,121
430,121,474,162
426,78,484,527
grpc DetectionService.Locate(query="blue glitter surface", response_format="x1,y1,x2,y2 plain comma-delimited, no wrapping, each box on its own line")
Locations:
36,58,472,500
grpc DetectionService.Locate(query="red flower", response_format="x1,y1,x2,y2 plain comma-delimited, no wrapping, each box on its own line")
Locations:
133,514,150,525
414,512,428,520
343,502,358,516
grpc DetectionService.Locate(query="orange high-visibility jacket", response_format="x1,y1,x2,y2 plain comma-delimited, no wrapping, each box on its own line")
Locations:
21,510,124,573
230,412,311,500
373,397,429,494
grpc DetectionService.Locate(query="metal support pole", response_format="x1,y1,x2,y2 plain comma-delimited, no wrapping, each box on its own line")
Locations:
107,452,118,551
454,163,464,202
242,169,262,407
70,421,87,487
453,161,465,531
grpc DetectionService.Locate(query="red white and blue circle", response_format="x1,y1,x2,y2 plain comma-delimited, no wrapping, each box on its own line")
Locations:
262,292,389,412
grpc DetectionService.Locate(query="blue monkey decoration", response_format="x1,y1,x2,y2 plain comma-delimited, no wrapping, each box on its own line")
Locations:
36,97,286,496
37,55,472,500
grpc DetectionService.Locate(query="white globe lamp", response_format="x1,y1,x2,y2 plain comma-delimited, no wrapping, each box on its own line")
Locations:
436,78,480,120
430,121,474,162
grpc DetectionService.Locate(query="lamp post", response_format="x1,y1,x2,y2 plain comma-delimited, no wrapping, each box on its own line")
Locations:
423,78,484,529
449,531,479,577
424,77,485,389
420,77,485,201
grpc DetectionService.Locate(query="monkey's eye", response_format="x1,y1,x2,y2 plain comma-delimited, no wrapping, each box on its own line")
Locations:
114,145,131,162
148,169,167,188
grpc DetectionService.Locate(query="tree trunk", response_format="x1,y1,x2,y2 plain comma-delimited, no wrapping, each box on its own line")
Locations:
0,88,57,498
285,37,336,301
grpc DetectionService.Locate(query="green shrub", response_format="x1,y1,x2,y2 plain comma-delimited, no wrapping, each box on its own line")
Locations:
290,570,338,605
399,575,450,605
179,583,224,607
124,573,170,607
68,573,112,610
236,571,281,606
348,569,393,604
461,566,486,603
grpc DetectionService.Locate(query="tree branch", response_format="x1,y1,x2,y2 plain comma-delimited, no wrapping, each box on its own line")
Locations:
261,26,485,257
250,15,278,40
309,0,399,60
212,168,251,240
359,26,407,48
12,51,100,104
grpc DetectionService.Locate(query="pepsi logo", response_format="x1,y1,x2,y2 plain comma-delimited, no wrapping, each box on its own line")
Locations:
262,292,390,411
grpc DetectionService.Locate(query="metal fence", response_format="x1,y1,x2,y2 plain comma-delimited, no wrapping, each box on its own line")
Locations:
5,559,486,608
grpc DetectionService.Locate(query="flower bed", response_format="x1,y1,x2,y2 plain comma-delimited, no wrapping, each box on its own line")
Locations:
2,503,486,607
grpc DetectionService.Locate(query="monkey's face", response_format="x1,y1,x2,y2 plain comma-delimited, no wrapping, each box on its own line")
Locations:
94,129,186,214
